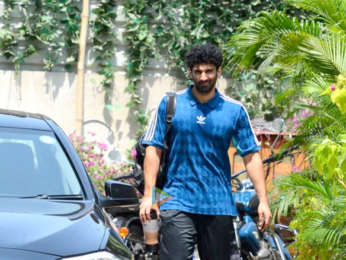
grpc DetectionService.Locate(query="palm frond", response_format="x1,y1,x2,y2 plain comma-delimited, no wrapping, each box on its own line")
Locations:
295,203,345,247
300,32,346,75
300,177,333,199
287,0,346,32
228,11,324,72
302,72,335,96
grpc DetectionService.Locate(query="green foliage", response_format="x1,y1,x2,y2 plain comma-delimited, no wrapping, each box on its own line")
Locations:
69,132,117,195
123,0,296,132
329,74,346,113
0,0,81,71
275,172,345,259
0,1,118,90
0,1,295,137
312,137,346,184
228,0,346,257
89,0,117,94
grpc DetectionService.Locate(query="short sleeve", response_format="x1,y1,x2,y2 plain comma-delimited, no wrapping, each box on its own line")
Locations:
141,96,168,149
232,106,261,156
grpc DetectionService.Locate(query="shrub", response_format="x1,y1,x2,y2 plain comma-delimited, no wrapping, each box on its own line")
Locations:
69,132,118,194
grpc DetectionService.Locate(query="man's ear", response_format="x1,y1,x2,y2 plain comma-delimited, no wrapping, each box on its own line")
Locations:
188,68,193,78
217,67,222,78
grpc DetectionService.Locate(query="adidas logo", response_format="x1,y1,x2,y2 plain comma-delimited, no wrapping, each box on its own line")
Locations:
196,115,206,125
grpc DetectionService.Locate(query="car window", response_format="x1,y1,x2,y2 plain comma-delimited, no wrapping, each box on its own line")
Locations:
0,127,82,197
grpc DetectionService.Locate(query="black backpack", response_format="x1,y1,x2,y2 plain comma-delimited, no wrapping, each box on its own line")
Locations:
132,92,176,194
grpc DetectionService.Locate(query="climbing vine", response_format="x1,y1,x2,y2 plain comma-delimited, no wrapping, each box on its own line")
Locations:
0,0,80,71
89,0,118,106
123,0,299,133
0,0,117,88
0,0,299,138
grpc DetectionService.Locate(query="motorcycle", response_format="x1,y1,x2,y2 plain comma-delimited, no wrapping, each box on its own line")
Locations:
231,168,297,260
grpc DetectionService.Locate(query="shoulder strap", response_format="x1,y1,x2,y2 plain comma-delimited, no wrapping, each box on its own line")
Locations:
164,92,176,149
166,92,176,128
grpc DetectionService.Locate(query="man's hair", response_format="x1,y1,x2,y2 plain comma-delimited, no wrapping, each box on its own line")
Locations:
185,43,223,69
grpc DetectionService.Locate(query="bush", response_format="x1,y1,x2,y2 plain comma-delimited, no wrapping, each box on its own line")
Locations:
69,132,119,194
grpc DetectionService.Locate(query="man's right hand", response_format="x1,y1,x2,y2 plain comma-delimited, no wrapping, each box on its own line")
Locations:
139,195,160,223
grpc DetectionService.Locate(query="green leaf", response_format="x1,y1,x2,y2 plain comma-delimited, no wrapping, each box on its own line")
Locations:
330,87,346,114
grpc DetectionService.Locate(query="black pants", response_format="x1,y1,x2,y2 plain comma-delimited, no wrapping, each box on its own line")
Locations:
160,210,242,260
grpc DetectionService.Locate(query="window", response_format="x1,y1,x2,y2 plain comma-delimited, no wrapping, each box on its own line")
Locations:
0,127,82,197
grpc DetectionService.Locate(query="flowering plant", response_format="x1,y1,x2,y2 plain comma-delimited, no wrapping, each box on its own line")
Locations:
69,132,118,195
287,109,311,133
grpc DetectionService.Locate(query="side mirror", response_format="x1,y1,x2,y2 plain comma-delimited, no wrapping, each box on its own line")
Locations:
100,180,139,207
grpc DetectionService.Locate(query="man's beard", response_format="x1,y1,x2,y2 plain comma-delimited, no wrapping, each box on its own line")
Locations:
194,82,215,95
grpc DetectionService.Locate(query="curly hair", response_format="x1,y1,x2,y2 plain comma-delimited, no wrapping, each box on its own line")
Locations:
185,43,223,69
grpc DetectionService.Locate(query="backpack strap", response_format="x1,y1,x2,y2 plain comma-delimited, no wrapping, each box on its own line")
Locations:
164,92,176,149
166,92,176,129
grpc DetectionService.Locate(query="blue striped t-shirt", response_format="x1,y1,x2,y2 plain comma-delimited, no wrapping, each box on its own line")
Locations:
142,86,260,216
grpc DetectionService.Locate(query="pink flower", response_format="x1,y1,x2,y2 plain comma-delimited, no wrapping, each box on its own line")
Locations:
292,117,298,123
97,143,108,151
330,84,336,91
291,165,301,173
131,147,137,159
85,161,91,168
90,161,96,166
300,109,309,118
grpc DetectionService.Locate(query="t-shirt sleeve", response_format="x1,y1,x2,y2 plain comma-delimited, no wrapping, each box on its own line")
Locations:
141,96,168,149
232,106,261,156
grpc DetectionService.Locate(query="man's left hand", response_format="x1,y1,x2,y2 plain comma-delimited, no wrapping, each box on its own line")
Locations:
257,201,272,231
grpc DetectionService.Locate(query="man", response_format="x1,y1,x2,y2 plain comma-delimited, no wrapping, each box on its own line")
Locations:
139,43,271,260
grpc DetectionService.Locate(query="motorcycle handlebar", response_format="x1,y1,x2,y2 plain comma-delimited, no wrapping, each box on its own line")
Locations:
262,145,298,164
232,145,299,180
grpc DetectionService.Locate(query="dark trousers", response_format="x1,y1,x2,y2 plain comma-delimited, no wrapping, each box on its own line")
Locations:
160,210,242,260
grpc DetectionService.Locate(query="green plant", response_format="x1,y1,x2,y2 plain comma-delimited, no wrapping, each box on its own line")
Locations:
0,1,119,89
89,0,117,104
69,132,137,195
227,0,346,258
69,132,118,194
1,0,300,145
123,0,295,135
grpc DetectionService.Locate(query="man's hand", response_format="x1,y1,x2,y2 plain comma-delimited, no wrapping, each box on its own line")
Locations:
257,201,272,231
140,146,162,223
139,196,153,224
139,195,161,224
243,152,272,231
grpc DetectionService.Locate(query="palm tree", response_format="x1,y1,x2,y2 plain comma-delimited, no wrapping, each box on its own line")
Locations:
227,0,346,258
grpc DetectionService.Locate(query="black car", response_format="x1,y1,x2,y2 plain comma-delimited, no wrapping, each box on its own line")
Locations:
0,109,138,260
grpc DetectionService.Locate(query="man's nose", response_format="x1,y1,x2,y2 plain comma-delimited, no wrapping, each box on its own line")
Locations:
200,72,208,81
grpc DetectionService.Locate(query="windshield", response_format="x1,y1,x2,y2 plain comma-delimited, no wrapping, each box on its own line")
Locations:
0,127,83,198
